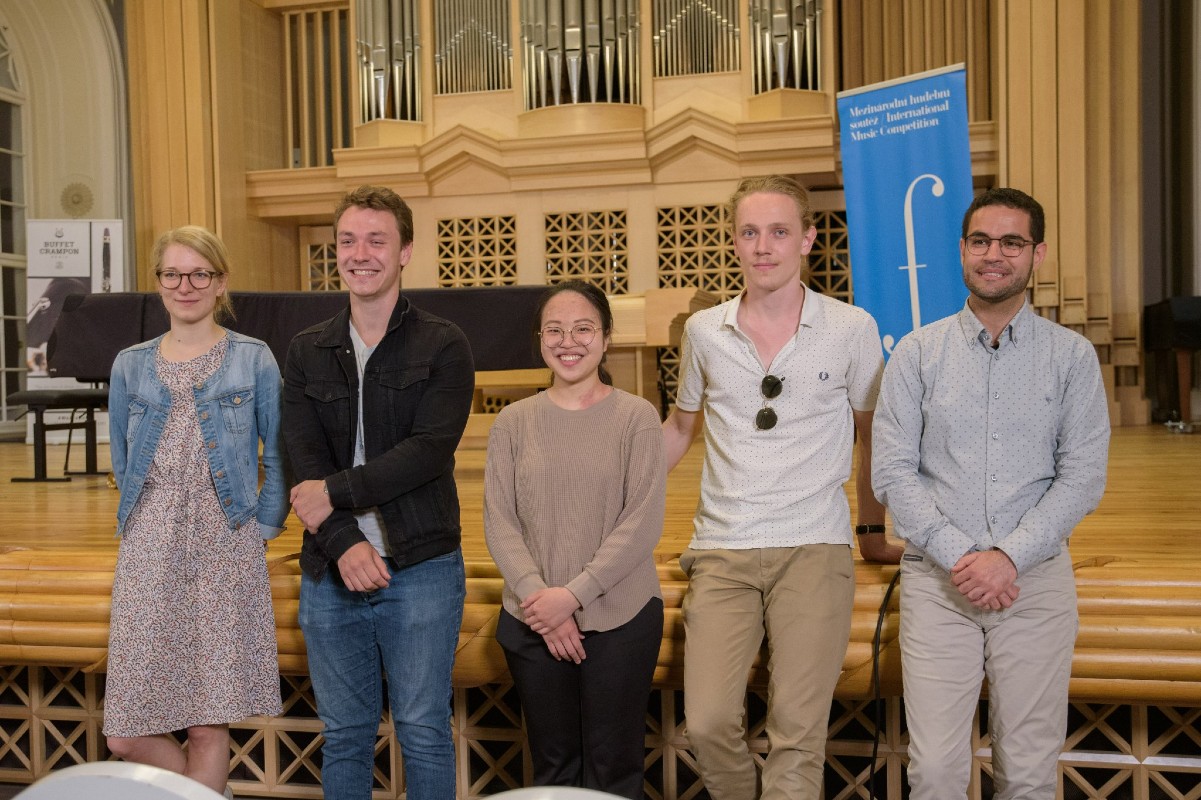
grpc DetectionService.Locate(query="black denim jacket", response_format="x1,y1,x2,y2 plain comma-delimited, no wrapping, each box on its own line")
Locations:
283,295,475,579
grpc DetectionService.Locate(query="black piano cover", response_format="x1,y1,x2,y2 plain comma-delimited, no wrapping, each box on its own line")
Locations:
1144,297,1201,352
47,287,548,381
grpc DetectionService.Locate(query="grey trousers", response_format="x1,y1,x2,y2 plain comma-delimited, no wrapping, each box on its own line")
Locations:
900,547,1078,800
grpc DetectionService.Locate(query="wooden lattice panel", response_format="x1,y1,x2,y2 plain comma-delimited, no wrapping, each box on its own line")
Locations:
306,241,341,291
810,210,853,303
656,204,742,301
657,346,682,411
544,210,629,293
0,665,1198,798
437,216,518,287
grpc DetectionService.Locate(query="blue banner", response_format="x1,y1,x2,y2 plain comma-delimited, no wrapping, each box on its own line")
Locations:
837,65,973,356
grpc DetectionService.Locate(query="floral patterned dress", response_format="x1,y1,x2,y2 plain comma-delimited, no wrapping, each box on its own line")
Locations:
103,337,282,736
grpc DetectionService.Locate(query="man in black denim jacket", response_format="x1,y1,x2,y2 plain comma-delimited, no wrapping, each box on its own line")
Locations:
283,185,474,800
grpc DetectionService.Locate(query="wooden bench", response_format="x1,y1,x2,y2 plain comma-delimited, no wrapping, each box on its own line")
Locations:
3,548,1200,705
6,389,109,482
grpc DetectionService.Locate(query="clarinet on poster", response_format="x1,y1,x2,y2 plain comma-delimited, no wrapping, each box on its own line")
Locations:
26,220,124,377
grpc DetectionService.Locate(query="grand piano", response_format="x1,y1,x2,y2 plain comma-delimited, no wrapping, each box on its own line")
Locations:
47,287,547,381
1144,297,1201,426
46,286,714,446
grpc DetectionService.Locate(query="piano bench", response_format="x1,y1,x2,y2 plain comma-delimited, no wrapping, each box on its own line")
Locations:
7,388,109,482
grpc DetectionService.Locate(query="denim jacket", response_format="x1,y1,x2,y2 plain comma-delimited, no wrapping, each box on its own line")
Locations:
282,295,475,580
108,330,289,538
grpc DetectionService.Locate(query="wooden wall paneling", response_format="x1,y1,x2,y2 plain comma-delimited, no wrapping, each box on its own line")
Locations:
182,4,216,225
156,0,186,227
901,0,921,75
315,12,328,165
331,9,345,163
991,0,1007,177
1082,0,1113,349
347,1,361,136
124,0,153,279
212,0,297,291
965,0,989,122
840,0,864,90
1027,0,1058,270
861,1,884,86
1110,1,1147,423
125,0,217,278
1016,0,1061,310
1000,0,1031,191
241,4,291,173
883,1,904,80
284,13,297,168
926,0,948,70
927,0,946,69
298,13,313,168
149,2,186,254
920,0,935,71
210,0,243,270
947,0,966,77
1055,0,1087,329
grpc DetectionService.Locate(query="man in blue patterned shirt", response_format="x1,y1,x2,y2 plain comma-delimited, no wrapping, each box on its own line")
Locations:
872,187,1111,800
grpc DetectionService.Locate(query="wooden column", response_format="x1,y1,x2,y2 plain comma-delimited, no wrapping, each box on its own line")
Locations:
125,0,298,290
125,1,216,276
996,0,1147,424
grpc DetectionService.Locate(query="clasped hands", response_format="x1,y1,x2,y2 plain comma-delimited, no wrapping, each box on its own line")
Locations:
522,587,585,664
951,549,1020,610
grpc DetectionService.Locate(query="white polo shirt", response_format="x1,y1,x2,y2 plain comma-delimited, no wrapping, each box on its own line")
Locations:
675,289,884,549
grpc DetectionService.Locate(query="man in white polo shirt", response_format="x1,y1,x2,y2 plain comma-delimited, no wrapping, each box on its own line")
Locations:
663,175,900,800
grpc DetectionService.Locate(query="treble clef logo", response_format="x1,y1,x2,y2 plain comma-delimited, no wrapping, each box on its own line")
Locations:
900,174,945,332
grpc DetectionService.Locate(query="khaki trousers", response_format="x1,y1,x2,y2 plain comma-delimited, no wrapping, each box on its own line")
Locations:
900,547,1078,800
680,545,855,800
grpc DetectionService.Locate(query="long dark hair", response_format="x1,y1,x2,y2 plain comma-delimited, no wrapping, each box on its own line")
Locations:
533,280,614,386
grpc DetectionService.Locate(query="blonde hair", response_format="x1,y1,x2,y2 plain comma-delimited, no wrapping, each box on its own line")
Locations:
726,175,816,283
726,175,816,232
151,225,235,322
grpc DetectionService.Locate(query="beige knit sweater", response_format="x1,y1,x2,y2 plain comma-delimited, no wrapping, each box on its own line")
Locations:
483,389,667,632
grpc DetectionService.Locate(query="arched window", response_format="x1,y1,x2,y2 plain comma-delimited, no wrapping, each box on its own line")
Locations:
0,21,26,430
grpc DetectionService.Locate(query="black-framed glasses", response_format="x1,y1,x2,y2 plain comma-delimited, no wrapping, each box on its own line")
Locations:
538,323,600,347
156,269,216,289
964,235,1038,257
756,374,783,430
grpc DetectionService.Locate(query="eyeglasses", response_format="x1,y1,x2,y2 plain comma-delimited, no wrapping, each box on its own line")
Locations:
964,235,1038,257
756,374,783,430
156,269,216,289
538,323,601,347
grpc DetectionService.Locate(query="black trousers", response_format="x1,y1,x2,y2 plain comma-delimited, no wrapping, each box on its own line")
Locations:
497,597,664,800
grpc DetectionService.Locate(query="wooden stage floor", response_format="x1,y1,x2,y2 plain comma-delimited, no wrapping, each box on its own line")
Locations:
4,424,1199,560
1,425,1200,702
1,425,1201,800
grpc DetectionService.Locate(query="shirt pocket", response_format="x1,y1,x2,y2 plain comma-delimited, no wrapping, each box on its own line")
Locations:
219,388,256,435
304,380,353,441
376,364,430,433
125,398,148,445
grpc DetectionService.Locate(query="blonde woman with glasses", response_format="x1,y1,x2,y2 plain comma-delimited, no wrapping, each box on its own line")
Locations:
103,226,286,797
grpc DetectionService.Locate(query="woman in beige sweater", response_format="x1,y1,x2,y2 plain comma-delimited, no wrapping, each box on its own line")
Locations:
484,280,667,799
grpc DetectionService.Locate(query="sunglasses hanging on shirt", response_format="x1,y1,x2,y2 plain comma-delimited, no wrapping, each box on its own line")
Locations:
757,374,783,430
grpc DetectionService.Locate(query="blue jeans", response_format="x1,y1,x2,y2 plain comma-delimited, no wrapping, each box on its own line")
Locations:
299,550,465,800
